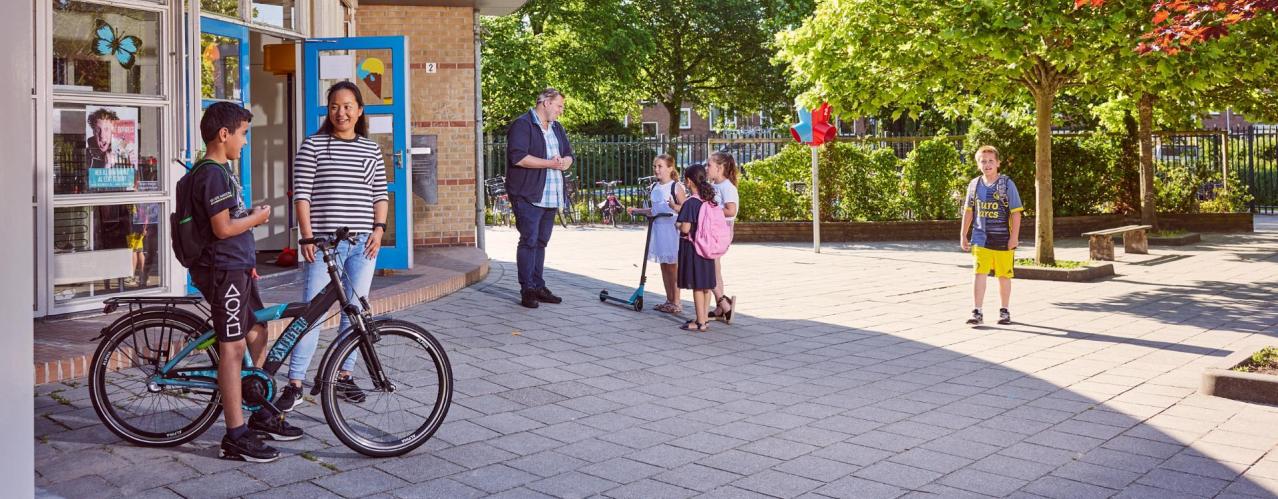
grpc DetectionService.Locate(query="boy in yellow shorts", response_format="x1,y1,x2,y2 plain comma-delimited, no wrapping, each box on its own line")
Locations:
960,145,1023,325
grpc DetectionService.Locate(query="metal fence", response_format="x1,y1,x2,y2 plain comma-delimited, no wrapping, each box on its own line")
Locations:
481,127,1278,224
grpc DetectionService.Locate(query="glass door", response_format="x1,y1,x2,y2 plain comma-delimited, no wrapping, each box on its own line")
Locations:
302,36,411,269
199,16,252,205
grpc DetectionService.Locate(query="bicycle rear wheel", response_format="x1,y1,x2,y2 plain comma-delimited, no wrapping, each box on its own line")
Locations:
89,310,222,447
320,319,452,457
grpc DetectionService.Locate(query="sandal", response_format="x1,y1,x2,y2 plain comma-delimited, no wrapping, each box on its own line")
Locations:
654,303,673,313
715,296,736,324
679,321,708,332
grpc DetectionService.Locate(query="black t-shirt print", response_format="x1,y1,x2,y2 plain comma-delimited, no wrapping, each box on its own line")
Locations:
190,162,256,270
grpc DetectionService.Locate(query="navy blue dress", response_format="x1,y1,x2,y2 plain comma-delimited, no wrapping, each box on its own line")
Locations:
676,197,717,290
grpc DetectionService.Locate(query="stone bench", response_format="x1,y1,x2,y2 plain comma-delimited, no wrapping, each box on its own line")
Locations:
1081,224,1153,261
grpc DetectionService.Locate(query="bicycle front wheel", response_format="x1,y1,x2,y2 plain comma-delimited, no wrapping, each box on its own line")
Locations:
320,319,453,457
89,310,222,447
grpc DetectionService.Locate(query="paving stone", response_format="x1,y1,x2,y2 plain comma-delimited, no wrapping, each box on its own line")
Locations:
1021,476,1116,499
968,453,1056,481
889,448,973,474
450,463,540,493
813,476,906,499
651,464,742,492
389,477,487,499
526,471,619,498
1051,460,1141,490
1135,468,1230,497
580,457,665,484
312,467,410,497
772,455,860,482
937,468,1028,497
696,449,783,475
853,461,943,489
244,480,344,499
168,469,270,499
732,469,824,497
505,450,588,478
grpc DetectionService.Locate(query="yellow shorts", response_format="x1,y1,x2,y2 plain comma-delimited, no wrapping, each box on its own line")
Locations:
973,246,1014,278
126,232,145,251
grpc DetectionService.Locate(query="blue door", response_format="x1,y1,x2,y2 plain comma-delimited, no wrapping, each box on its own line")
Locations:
199,17,252,206
303,36,412,269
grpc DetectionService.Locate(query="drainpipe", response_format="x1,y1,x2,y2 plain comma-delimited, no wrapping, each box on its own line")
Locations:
473,9,486,251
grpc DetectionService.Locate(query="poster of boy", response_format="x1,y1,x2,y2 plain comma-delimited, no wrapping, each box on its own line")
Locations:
84,105,138,169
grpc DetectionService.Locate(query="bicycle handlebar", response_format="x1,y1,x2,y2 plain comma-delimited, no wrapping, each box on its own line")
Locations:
299,226,358,247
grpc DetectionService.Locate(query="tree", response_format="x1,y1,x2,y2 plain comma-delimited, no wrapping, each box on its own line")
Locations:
1084,7,1278,228
776,0,1143,264
1079,0,1278,54
480,1,650,133
480,0,811,136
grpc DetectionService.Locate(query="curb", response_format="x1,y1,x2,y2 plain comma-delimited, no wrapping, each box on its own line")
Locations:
1149,232,1202,246
34,259,489,385
1201,346,1278,406
1015,263,1115,282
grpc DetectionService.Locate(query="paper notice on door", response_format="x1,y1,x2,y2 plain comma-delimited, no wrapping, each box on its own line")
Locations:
369,115,394,134
319,54,355,80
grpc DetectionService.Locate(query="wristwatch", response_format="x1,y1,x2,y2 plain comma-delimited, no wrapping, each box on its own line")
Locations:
372,222,387,231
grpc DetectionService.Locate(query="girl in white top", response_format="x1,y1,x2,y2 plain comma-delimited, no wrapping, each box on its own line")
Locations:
628,154,686,313
707,151,740,323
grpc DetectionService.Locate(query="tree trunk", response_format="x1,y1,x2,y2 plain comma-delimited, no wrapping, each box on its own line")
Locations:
1118,111,1141,214
1137,92,1158,230
1033,88,1055,265
663,100,682,157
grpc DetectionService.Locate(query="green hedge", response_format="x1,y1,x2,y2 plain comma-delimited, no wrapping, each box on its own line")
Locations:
736,116,1248,223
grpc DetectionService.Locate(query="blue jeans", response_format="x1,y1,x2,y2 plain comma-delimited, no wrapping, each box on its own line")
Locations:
513,198,556,291
287,232,376,382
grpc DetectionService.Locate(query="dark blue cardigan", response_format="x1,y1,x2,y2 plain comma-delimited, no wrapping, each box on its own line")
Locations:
504,111,574,203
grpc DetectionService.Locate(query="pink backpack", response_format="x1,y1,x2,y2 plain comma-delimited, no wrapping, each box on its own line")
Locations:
691,195,732,259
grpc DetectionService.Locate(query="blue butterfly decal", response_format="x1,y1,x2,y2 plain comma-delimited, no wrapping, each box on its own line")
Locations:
91,19,142,70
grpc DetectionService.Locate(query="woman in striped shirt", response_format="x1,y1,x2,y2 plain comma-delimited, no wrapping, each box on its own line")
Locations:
275,81,388,410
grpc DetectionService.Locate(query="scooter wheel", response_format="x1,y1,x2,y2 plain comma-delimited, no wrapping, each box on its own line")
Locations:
633,297,643,312
599,290,608,302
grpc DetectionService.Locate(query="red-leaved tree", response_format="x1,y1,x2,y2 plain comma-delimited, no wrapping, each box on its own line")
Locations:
1078,0,1278,54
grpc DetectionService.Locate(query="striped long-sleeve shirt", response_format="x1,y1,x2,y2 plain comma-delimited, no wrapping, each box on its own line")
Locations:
293,134,388,234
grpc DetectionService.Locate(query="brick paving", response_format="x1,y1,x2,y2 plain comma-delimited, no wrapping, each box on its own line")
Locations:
35,219,1278,498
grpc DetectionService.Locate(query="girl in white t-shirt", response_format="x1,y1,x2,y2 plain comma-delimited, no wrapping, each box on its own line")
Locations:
628,154,685,313
707,151,739,323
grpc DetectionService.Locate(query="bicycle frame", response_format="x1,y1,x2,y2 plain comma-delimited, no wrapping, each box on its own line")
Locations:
148,241,385,399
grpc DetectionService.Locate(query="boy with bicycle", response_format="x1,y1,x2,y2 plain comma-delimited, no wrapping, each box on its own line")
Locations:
180,102,303,462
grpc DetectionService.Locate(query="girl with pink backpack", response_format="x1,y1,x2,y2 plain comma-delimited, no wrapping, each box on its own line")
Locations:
707,151,740,323
675,164,720,332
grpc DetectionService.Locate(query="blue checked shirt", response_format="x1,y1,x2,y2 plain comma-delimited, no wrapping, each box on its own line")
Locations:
532,110,565,209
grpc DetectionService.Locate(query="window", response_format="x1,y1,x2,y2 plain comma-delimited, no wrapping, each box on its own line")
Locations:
252,0,296,30
202,0,240,18
709,106,736,130
52,1,163,95
201,33,243,101
642,122,659,138
53,202,165,303
679,108,691,130
52,104,164,195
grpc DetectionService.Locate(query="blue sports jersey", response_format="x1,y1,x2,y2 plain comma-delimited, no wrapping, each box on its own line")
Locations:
965,175,1023,250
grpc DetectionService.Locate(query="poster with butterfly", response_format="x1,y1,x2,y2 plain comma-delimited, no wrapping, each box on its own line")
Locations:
92,19,142,70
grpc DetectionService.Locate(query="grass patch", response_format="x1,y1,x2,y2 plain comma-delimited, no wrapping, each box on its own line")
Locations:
1151,229,1189,238
49,391,72,406
1014,258,1088,269
300,452,318,462
1231,346,1278,375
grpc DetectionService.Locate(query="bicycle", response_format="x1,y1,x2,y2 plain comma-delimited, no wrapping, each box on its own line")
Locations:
557,173,579,228
484,176,512,226
595,180,625,227
88,227,453,458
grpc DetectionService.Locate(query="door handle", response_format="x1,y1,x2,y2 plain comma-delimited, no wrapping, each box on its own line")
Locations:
395,150,406,169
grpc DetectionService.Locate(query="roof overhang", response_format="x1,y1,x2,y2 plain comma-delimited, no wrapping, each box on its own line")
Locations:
358,0,526,16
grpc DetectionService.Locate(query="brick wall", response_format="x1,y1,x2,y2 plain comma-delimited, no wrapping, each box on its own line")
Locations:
357,6,478,247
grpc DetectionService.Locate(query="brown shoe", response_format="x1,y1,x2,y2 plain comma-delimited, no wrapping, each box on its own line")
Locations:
535,287,562,304
520,289,540,308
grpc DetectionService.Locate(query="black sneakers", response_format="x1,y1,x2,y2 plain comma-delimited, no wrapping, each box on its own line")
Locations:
535,287,563,304
249,411,304,441
220,430,280,463
998,308,1012,325
966,309,983,325
335,375,367,403
520,289,540,308
274,384,304,413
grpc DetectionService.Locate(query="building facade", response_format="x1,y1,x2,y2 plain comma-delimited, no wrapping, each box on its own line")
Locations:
28,0,516,317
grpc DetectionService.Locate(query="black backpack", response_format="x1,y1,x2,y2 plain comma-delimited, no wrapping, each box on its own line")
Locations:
171,160,224,268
